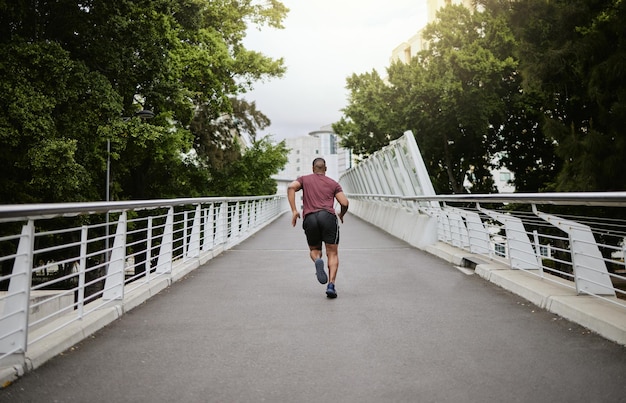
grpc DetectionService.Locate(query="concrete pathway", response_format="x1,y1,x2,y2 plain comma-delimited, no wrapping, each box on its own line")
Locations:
2,214,626,402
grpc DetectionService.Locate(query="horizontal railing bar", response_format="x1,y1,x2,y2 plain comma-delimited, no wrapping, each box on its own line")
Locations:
346,192,626,206
0,195,280,222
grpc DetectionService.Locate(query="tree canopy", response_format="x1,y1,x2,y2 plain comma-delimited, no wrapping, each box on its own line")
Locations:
0,0,290,203
334,0,626,193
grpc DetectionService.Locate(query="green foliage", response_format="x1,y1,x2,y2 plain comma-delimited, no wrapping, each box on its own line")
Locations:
337,5,514,193
336,0,626,193
0,40,122,202
0,0,289,203
28,138,87,200
510,0,626,191
333,70,401,157
209,137,289,196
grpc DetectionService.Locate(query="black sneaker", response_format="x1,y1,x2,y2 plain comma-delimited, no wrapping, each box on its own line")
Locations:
315,258,327,284
326,283,337,298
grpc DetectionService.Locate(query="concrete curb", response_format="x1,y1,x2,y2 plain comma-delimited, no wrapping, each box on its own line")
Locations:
548,295,626,345
402,238,626,346
1,305,123,388
426,242,626,346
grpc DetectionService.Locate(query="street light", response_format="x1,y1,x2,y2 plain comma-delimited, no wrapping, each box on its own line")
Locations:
105,109,155,259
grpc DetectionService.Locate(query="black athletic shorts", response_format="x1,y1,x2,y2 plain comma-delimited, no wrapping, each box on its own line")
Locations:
302,210,340,247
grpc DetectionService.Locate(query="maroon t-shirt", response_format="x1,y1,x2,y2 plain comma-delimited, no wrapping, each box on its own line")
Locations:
297,173,343,219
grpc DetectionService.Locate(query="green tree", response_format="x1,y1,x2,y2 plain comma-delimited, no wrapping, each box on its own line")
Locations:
510,0,626,191
486,78,560,192
335,2,570,194
0,40,123,202
0,0,289,203
333,70,401,157
209,136,289,196
337,5,516,194
474,0,560,192
414,5,517,193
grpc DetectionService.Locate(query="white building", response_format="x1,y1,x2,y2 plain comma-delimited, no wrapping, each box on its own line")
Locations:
491,166,515,193
274,126,352,201
390,0,475,64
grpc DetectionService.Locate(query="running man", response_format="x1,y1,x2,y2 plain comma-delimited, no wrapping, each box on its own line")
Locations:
288,158,349,298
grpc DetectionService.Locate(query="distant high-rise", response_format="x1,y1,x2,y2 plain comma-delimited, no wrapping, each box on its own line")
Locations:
427,0,474,22
391,0,474,64
273,126,352,198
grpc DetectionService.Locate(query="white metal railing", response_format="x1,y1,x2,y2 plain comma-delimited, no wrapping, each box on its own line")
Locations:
340,131,437,199
344,192,626,310
338,130,626,310
0,195,285,367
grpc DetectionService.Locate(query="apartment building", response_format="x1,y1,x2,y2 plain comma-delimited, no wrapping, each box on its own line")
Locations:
273,126,352,199
390,0,474,63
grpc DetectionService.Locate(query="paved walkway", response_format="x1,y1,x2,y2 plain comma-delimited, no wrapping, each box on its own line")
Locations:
2,214,626,402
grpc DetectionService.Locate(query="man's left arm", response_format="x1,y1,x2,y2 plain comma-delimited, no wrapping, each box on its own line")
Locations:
287,180,302,227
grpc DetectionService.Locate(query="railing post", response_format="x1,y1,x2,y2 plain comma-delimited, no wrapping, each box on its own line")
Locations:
201,205,207,251
186,205,201,259
532,230,545,277
446,209,467,248
242,201,250,234
103,212,127,301
145,217,153,283
439,209,453,243
202,204,214,251
182,211,189,262
234,202,241,239
217,202,228,245
250,201,256,228
156,208,173,274
464,209,490,254
0,221,34,358
447,207,490,254
534,208,615,296
479,208,540,270
77,226,88,317
259,199,265,224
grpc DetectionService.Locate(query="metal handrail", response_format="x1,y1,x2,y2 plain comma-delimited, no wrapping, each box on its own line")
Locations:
0,195,280,222
346,192,626,207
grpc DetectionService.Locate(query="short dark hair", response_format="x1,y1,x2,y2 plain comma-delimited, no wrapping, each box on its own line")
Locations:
312,157,326,167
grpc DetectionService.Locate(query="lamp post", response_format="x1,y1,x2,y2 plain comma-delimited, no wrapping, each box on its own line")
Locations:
105,109,155,260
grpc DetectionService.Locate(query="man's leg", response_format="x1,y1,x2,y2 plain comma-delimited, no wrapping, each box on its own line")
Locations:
309,246,322,262
324,244,339,298
302,213,321,259
325,244,339,284
303,214,327,284
309,245,327,284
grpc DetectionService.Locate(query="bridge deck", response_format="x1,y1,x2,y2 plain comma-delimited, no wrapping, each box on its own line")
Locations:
2,214,626,402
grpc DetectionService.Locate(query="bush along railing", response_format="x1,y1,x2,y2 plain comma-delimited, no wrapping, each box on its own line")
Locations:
0,196,284,369
345,192,626,308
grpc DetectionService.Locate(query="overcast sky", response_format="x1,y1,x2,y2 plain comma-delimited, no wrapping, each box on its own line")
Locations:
243,1,428,141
